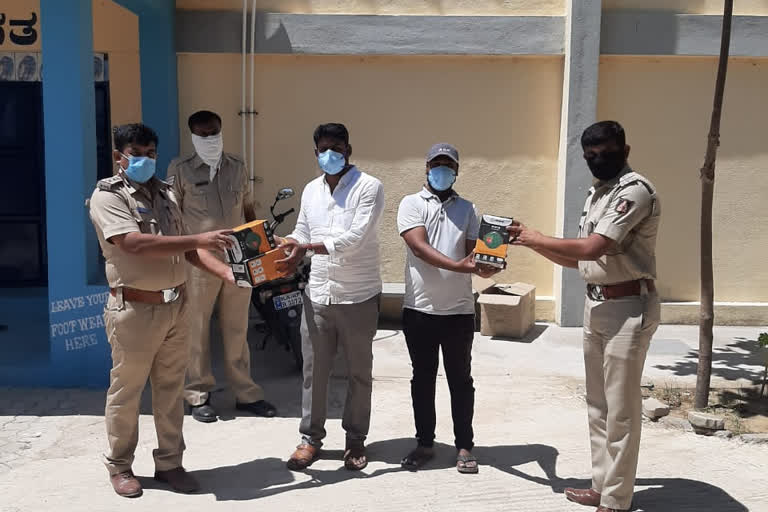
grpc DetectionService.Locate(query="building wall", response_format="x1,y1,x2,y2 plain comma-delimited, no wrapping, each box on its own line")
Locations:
175,0,565,15
603,0,768,15
1,0,141,129
598,56,768,303
177,54,563,295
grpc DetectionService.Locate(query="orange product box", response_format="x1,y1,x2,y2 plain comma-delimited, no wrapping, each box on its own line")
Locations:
225,220,276,263
473,214,514,269
231,247,292,287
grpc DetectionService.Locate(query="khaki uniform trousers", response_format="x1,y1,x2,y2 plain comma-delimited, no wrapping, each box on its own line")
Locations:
103,290,189,475
184,266,263,406
583,290,660,510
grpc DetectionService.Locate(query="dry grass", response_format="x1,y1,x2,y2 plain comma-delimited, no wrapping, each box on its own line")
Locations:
650,381,768,434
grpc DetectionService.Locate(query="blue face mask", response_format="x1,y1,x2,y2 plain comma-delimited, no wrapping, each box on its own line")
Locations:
427,165,457,192
317,149,346,175
121,153,156,184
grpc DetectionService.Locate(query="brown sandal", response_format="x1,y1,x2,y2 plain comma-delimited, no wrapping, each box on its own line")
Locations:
343,445,368,471
287,443,319,471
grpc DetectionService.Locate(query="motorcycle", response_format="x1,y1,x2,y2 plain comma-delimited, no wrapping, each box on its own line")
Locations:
250,187,309,371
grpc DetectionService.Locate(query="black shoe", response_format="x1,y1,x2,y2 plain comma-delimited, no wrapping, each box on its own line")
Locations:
235,400,277,417
154,467,200,493
190,400,218,423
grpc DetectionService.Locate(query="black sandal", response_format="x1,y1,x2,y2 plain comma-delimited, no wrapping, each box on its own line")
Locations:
456,453,479,474
400,447,435,471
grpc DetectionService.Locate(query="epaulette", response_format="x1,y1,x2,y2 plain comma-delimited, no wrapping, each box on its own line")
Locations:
178,153,197,164
618,171,656,196
96,175,125,191
226,152,245,165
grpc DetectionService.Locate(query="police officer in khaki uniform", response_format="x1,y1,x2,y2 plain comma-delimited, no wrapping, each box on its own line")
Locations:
89,123,236,498
508,121,660,512
167,110,276,423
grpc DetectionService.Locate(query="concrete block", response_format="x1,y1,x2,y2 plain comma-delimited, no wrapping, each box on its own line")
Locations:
688,411,725,434
739,433,768,445
477,282,535,339
642,398,670,420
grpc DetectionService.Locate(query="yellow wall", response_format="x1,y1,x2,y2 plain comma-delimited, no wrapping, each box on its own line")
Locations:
1,0,141,133
598,56,768,303
175,0,565,15
603,1,768,15
93,0,141,127
177,54,563,289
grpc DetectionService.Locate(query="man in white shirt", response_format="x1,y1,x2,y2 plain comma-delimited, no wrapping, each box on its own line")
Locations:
276,123,384,472
397,143,498,474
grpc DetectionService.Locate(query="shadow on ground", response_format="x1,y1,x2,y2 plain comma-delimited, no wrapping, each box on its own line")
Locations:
0,322,347,419
147,437,747,511
653,337,766,384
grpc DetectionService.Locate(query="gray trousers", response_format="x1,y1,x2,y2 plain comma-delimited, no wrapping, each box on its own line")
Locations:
299,294,379,448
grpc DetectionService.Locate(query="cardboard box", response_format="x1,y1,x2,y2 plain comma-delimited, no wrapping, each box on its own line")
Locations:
474,215,514,269
477,282,536,338
472,274,498,331
225,220,276,263
231,247,292,288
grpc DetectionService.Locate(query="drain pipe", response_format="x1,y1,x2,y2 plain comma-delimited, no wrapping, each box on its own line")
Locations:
241,0,247,173
249,0,257,196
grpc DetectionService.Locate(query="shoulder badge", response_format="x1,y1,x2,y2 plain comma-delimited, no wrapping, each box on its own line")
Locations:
615,198,633,214
96,175,124,191
160,175,176,187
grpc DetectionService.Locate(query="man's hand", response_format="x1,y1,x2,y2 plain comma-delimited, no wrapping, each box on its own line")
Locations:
453,253,477,274
507,221,543,249
196,230,235,252
275,238,305,273
474,263,500,279
223,267,236,286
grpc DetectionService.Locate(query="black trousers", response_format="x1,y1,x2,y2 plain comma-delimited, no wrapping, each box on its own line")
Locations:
402,308,475,451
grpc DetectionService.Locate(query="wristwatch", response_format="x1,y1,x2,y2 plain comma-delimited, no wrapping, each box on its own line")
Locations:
304,245,315,258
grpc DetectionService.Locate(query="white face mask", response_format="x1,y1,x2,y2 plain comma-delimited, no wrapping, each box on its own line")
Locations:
191,133,223,168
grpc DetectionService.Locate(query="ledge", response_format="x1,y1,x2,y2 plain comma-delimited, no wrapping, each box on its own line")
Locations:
176,11,565,55
601,12,768,57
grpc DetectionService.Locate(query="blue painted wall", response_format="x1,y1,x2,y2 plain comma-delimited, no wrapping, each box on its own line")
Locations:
40,0,110,388
116,0,180,177
0,0,180,388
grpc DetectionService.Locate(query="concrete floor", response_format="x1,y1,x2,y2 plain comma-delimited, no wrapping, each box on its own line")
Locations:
1,323,766,512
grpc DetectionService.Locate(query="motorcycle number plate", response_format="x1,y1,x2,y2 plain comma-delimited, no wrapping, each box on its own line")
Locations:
273,291,303,311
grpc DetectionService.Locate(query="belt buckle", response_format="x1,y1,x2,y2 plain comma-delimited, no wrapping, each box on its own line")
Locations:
162,287,179,304
588,284,606,301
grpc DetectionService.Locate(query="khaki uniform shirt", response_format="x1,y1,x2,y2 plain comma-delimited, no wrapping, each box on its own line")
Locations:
166,153,253,234
88,174,186,291
578,166,661,285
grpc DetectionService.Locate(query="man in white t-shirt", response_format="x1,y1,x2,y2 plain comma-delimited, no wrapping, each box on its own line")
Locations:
397,143,498,474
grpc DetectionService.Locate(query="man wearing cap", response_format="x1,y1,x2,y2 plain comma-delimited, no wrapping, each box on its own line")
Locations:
397,143,498,474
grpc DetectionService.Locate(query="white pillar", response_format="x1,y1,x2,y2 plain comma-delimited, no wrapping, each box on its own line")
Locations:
554,0,602,326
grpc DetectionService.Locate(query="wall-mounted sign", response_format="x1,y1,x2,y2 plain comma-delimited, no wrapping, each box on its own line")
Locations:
0,12,38,48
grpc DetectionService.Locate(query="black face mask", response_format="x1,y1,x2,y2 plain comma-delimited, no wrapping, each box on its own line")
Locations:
585,150,625,181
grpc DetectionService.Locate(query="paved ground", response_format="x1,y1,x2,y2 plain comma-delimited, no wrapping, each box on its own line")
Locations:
1,323,767,512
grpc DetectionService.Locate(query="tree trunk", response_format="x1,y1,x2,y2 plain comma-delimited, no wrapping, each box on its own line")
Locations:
694,0,733,410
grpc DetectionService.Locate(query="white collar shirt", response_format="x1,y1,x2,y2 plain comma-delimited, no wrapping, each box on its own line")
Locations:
287,166,384,305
